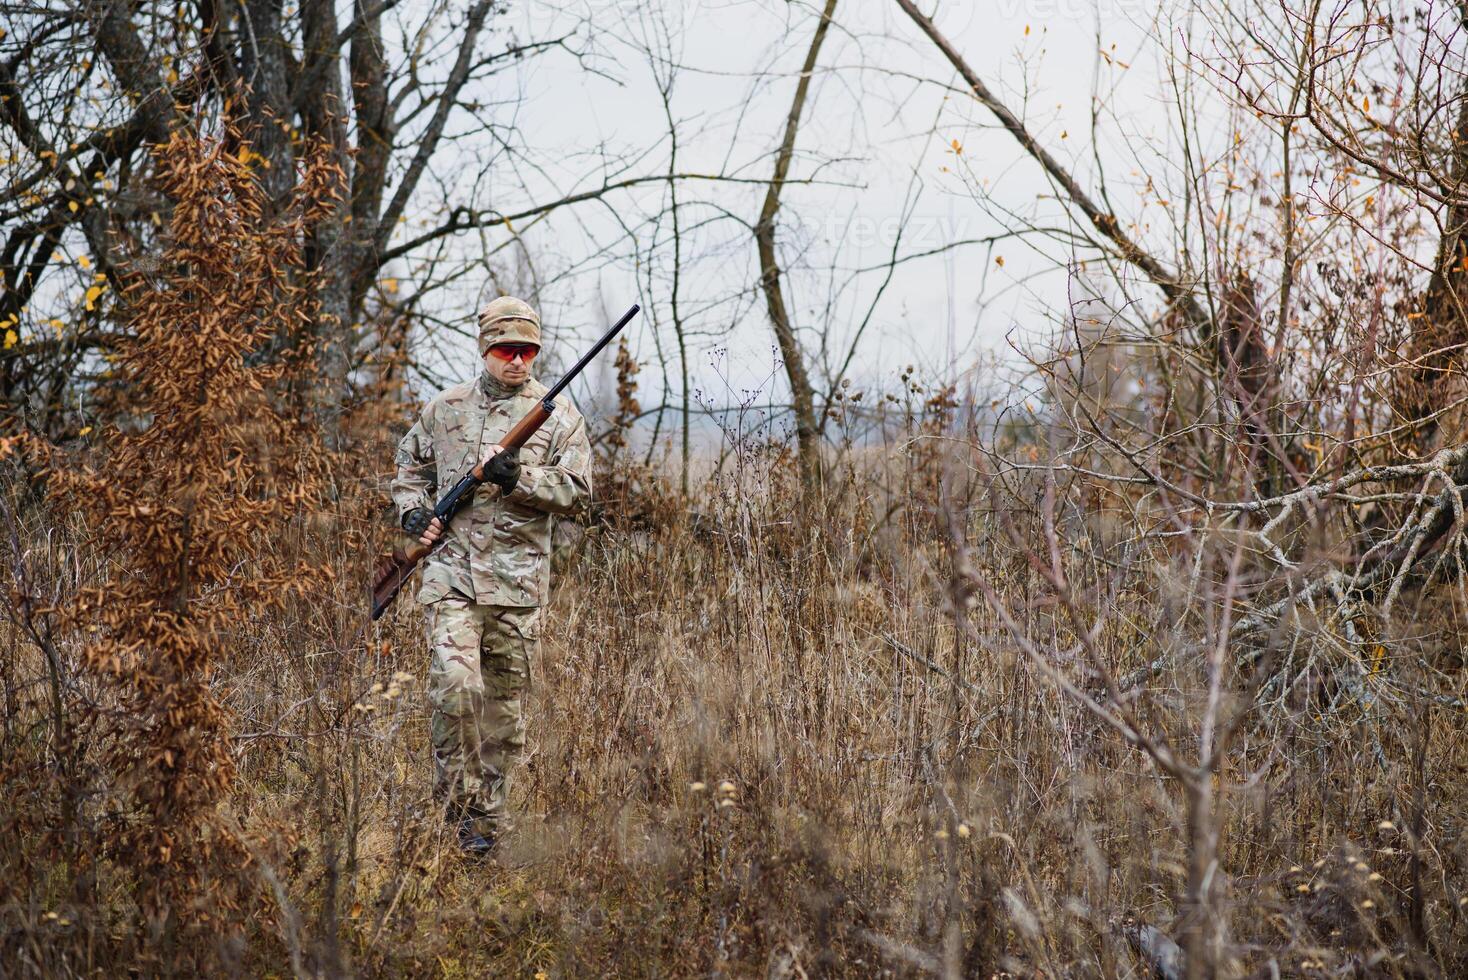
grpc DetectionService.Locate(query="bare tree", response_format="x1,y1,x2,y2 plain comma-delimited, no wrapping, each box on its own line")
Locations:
756,0,839,493
0,0,567,433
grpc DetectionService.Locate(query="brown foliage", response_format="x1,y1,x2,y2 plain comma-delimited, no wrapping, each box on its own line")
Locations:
37,127,338,926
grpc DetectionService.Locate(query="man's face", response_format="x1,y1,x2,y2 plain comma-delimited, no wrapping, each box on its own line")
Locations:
483,342,539,386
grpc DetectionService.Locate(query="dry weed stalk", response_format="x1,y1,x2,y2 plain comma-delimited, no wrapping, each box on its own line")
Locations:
593,335,646,519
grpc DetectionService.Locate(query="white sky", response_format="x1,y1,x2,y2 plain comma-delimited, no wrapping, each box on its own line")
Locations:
383,0,1211,418
12,0,1453,442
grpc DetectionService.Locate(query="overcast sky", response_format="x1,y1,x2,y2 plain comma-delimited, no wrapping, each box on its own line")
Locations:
387,0,1212,418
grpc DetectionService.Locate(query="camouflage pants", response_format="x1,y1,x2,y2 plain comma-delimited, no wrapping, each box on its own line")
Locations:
425,591,540,836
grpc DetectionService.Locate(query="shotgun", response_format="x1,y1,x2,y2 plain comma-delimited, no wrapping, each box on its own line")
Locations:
370,303,641,620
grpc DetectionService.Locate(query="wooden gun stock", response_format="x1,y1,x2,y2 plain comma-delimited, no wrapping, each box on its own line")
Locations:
369,401,553,621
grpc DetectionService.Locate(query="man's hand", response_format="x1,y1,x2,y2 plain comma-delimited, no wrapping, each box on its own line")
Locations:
482,444,521,493
405,506,445,547
417,516,445,548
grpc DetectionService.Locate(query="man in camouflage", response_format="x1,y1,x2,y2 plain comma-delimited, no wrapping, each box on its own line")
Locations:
390,295,591,855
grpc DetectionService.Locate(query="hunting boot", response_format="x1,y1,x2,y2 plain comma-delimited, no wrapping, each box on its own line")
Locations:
456,818,497,857
445,799,499,857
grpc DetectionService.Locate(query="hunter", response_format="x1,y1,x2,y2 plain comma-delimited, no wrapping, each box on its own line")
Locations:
390,295,592,855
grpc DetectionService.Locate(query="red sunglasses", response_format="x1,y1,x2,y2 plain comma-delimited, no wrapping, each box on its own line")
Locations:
486,343,539,362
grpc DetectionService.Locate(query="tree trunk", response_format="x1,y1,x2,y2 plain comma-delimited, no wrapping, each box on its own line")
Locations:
755,0,838,494
300,0,354,421
1181,777,1227,980
240,0,296,207
348,0,393,317
1398,68,1468,452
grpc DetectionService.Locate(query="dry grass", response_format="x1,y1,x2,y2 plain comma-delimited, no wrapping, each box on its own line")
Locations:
4,414,1465,977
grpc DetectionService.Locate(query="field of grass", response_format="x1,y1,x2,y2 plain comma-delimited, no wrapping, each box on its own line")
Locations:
4,423,1465,978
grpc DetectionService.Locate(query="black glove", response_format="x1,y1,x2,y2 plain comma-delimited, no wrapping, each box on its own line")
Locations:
483,448,521,493
402,507,432,535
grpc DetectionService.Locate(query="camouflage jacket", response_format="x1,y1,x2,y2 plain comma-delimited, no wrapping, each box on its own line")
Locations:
391,371,592,608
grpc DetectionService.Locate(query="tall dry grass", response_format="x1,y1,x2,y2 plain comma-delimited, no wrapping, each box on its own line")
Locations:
2,117,1464,980
4,376,1465,976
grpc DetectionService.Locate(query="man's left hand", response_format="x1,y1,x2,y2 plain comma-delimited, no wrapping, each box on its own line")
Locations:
482,444,521,493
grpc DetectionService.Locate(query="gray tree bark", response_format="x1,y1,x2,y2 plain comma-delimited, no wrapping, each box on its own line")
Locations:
755,0,839,494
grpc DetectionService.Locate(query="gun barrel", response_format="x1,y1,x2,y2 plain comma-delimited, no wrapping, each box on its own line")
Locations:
544,304,641,403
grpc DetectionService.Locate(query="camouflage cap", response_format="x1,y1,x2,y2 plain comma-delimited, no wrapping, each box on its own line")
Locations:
478,296,541,353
